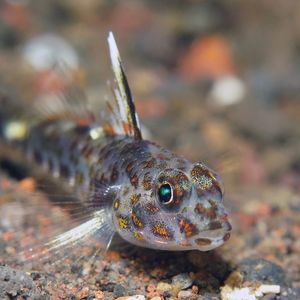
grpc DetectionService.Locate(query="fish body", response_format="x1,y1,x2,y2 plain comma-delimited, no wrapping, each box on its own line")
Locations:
0,33,231,256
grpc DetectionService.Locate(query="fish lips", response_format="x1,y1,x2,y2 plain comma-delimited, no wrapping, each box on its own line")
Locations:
194,218,232,251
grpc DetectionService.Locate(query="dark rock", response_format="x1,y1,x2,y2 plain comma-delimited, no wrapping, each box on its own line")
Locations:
171,273,193,289
201,293,220,300
101,282,116,292
261,294,277,300
238,258,287,285
0,265,45,299
30,272,41,280
280,287,300,300
113,284,126,297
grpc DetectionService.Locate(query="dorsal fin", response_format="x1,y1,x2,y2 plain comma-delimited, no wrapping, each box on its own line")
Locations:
32,66,96,126
106,32,142,140
13,33,142,138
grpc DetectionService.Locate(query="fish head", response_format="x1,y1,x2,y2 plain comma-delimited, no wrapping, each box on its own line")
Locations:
114,160,231,251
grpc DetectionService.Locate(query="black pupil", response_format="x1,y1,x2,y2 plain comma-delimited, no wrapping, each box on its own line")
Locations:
159,184,172,204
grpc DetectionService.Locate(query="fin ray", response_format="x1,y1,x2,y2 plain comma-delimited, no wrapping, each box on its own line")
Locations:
106,32,142,140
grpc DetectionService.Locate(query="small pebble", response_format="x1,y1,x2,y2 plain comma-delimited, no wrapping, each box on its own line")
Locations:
30,272,41,280
255,284,280,296
238,258,286,285
178,290,193,299
130,297,146,300
221,287,256,300
156,282,172,292
116,296,145,300
150,297,161,300
210,76,246,106
172,273,193,289
113,284,126,297
22,33,79,71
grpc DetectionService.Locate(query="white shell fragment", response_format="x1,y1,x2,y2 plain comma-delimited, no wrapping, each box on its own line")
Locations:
22,33,79,71
125,296,146,300
4,120,28,141
210,75,246,106
255,284,281,297
221,284,281,300
222,287,256,300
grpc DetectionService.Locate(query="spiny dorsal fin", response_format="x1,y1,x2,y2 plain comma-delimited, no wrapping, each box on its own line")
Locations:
33,67,96,125
107,32,142,140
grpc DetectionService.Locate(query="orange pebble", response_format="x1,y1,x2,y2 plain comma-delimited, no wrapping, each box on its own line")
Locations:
18,177,36,193
3,231,14,241
106,250,121,261
178,34,236,81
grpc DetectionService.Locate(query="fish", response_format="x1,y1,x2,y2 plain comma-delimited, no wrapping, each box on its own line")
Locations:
0,32,231,262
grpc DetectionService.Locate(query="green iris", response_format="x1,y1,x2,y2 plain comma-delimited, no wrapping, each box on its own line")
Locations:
158,183,173,204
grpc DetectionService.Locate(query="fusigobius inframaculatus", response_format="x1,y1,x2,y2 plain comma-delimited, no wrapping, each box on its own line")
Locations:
0,33,231,264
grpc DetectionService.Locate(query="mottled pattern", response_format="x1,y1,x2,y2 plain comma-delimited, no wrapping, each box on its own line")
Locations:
0,116,232,251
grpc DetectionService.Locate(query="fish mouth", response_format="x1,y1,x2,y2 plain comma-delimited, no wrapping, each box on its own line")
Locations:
193,219,232,251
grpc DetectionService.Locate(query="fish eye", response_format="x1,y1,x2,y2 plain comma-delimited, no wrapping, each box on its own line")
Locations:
158,182,173,205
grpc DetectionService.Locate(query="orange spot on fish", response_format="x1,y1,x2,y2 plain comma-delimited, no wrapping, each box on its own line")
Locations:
152,223,172,240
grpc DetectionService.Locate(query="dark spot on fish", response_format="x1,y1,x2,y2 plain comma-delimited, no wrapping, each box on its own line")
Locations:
81,143,93,159
143,158,156,168
178,218,199,237
130,174,139,189
194,200,217,220
180,240,192,247
194,203,205,214
196,187,205,197
131,212,144,229
195,238,212,246
144,203,160,214
110,164,119,182
130,193,141,205
208,221,222,230
143,173,152,190
208,200,218,219
158,161,168,170
157,153,168,161
213,181,223,195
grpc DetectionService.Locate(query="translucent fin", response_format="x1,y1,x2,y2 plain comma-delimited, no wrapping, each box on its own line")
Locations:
18,209,114,267
32,67,96,125
106,32,142,140
1,190,115,273
0,165,118,271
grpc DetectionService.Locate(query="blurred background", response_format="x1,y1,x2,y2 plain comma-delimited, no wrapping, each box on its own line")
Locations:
0,0,300,298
